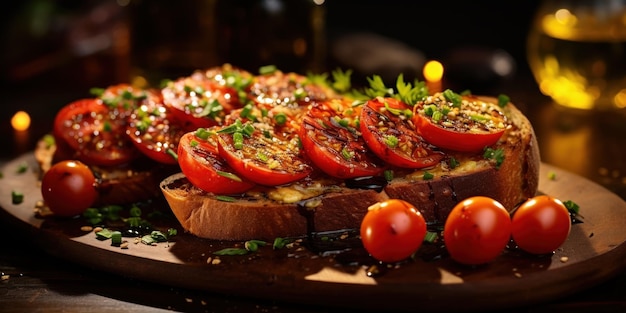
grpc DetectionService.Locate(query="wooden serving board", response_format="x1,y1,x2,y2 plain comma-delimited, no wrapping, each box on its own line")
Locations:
1,153,626,312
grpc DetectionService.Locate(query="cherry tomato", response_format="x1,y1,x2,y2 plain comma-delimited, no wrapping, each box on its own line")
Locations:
126,90,186,165
41,160,98,217
511,195,572,255
217,120,313,186
177,131,256,194
443,196,512,265
53,98,139,166
360,97,443,168
413,92,507,153
360,199,427,263
300,99,386,179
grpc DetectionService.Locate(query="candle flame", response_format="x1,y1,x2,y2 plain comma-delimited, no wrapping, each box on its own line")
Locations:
11,111,31,131
423,60,444,82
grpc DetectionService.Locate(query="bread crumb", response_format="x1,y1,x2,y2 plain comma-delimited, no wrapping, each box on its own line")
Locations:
81,226,93,232
560,256,569,263
1,275,9,281
514,272,522,278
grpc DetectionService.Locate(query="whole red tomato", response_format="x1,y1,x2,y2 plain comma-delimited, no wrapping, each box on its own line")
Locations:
41,160,98,217
360,199,427,263
443,196,512,265
511,195,572,255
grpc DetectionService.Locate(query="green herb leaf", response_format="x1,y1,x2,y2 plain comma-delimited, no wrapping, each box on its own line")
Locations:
214,248,249,256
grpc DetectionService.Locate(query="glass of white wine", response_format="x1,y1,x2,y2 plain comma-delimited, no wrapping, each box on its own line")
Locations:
527,0,626,111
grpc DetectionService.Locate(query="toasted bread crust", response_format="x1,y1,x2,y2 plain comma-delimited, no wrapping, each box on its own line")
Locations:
161,97,540,241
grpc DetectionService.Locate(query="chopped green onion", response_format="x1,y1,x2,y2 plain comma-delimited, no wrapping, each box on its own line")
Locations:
11,191,23,204
273,237,290,249
166,149,178,161
483,147,505,169
423,231,438,243
384,135,399,148
423,171,434,180
259,65,277,75
16,162,28,174
233,132,244,150
214,248,248,255
448,157,459,169
497,94,510,108
216,195,236,202
442,89,462,107
384,169,394,181
274,113,287,125
216,170,243,182
111,231,123,246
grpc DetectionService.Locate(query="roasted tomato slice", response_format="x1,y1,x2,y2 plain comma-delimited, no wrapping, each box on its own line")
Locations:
126,90,186,165
216,119,313,186
300,99,386,179
247,69,336,110
412,91,509,152
53,98,139,166
161,70,245,131
360,97,443,168
177,130,256,194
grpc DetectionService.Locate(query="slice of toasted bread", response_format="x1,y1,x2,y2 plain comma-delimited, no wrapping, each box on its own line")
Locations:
161,97,540,241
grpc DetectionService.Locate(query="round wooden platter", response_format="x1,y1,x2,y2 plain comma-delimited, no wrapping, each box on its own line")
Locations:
1,153,626,312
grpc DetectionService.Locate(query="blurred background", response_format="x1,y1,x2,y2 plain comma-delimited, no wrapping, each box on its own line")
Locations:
1,0,625,198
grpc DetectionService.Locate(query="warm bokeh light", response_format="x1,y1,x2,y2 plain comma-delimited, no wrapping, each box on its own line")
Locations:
423,60,444,82
11,111,31,131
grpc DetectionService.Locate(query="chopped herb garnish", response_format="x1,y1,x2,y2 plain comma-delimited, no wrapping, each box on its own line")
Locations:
548,171,557,180
216,170,243,182
273,237,290,249
384,135,399,148
89,87,105,97
497,94,510,108
111,231,123,246
42,134,55,148
214,248,249,256
16,162,28,174
483,147,505,169
274,113,287,125
384,169,394,181
448,157,459,169
341,147,354,160
423,171,434,180
259,65,277,75
166,149,178,161
194,128,214,140
423,231,438,243
216,195,236,202
442,89,462,107
563,200,580,215
11,191,24,204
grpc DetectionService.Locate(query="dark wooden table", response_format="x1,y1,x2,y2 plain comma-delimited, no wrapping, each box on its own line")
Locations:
1,69,626,313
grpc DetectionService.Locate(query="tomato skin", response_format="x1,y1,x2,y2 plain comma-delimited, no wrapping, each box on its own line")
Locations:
126,92,185,165
443,196,512,265
53,98,139,167
300,100,386,179
360,199,427,263
177,132,256,194
360,97,443,169
511,195,572,255
412,94,507,153
162,74,244,131
41,160,98,217
413,114,505,153
217,126,313,186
